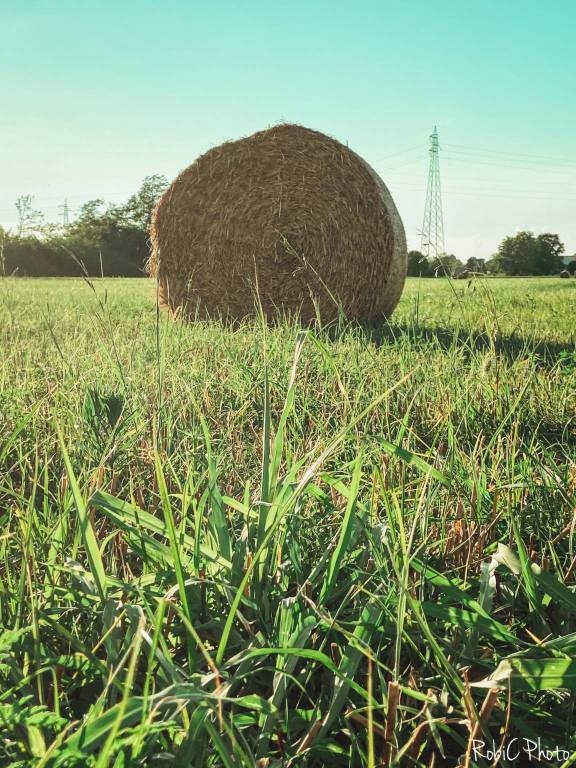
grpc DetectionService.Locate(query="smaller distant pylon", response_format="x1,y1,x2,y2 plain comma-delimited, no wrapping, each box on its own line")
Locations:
60,199,70,227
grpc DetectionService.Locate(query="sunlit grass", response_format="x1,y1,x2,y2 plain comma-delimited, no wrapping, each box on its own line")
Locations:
0,275,575,766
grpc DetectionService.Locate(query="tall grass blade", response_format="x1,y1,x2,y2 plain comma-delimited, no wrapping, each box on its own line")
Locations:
56,425,107,601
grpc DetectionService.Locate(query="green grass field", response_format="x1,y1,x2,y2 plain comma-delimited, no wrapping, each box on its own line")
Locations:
1,276,575,767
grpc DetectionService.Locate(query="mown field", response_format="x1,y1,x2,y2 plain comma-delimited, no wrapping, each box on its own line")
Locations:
0,276,575,767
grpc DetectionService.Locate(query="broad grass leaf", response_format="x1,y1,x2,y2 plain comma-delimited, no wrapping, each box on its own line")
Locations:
472,658,576,692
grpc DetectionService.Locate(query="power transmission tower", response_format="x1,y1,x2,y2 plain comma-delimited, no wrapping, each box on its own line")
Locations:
421,126,445,258
59,199,70,227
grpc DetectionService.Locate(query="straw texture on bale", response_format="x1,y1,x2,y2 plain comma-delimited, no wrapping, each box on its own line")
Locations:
148,123,407,322
560,269,570,278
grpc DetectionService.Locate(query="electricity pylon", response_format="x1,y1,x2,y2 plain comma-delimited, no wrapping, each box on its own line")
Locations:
59,199,70,227
421,126,445,258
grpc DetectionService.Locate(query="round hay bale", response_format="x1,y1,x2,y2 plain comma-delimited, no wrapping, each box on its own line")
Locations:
148,123,407,323
560,269,570,278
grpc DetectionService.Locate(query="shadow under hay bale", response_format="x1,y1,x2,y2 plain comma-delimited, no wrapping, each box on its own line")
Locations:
147,123,407,323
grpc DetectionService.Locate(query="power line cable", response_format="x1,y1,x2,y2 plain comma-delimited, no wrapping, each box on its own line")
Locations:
443,142,576,164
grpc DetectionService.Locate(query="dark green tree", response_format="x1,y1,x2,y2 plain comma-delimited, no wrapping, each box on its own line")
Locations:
61,176,168,276
119,175,168,229
494,231,536,274
493,231,564,275
407,250,430,276
430,253,462,277
464,257,486,273
534,233,564,274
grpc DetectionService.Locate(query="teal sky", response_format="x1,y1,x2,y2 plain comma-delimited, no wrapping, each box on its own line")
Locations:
2,0,575,259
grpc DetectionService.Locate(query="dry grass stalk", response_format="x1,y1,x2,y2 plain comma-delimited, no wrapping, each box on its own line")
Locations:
383,680,402,766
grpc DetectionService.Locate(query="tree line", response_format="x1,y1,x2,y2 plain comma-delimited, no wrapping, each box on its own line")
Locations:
0,176,167,277
408,232,574,278
1,178,574,278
